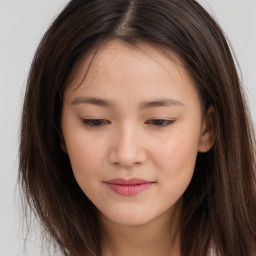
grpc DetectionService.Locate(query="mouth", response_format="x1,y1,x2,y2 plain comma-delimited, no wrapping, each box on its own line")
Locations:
104,178,155,196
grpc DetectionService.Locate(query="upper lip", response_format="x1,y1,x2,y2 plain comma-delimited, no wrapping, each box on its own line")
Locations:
105,178,154,185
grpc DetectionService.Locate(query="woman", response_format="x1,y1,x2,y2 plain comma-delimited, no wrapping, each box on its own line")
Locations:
19,0,256,255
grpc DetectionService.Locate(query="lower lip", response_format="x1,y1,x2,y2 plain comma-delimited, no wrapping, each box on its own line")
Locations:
106,183,153,196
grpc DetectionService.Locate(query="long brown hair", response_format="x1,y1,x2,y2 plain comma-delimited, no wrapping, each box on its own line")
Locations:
19,0,256,255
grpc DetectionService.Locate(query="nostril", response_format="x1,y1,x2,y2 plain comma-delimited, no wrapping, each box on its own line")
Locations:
109,148,147,168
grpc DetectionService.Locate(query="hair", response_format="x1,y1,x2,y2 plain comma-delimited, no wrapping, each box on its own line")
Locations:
19,0,256,255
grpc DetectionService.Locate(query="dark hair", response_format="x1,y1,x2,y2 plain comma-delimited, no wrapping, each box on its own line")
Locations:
19,0,256,255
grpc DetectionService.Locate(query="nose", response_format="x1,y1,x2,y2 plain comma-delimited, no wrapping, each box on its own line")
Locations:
108,125,147,168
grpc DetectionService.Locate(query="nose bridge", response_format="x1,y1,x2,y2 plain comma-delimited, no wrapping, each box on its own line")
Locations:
109,122,146,167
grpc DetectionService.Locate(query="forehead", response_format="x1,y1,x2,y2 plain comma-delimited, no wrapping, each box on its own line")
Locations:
68,40,186,86
64,40,200,107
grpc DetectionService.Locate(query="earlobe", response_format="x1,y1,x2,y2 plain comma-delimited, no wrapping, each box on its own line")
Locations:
198,106,215,153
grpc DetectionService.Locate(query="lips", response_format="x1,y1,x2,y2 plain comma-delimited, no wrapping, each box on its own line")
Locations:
104,178,154,196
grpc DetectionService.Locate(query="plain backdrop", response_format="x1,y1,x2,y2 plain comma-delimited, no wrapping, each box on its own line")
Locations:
0,1,255,255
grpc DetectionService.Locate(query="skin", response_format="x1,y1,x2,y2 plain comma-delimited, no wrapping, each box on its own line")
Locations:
61,40,214,255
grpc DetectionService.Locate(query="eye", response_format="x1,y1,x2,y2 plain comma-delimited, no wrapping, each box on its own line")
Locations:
82,119,110,127
145,119,175,127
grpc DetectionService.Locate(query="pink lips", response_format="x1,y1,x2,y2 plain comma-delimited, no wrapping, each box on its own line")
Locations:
104,178,154,196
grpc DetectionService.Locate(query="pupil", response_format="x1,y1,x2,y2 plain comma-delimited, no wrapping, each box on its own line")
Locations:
154,120,164,125
92,120,102,125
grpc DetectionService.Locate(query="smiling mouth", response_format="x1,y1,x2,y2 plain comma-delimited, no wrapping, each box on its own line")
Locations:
104,178,155,196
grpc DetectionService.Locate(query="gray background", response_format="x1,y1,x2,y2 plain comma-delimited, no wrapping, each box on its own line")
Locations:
0,0,255,255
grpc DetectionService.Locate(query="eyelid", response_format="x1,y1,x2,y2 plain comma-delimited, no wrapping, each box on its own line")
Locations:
81,118,111,127
81,118,175,128
145,119,175,127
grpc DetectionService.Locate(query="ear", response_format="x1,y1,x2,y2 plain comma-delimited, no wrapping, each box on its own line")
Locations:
198,106,215,153
55,125,67,153
60,140,67,153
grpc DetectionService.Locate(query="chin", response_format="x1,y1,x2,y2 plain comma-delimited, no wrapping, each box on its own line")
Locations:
98,207,155,227
111,215,153,227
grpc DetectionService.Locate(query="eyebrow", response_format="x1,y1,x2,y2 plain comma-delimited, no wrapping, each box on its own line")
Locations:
139,99,185,109
71,97,185,108
71,97,113,107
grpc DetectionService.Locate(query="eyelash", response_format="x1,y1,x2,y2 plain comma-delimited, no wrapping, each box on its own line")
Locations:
81,119,175,127
145,119,175,127
82,119,110,127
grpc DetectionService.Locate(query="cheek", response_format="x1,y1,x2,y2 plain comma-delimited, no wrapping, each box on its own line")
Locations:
65,133,105,180
65,137,106,201
154,127,200,181
151,134,199,207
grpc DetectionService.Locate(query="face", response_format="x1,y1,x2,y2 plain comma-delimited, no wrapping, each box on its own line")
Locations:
61,40,213,227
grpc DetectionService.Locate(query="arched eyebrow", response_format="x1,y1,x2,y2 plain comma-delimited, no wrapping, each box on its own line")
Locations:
71,97,185,108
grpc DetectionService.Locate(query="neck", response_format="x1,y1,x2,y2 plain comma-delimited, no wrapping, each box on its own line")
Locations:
99,202,182,256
